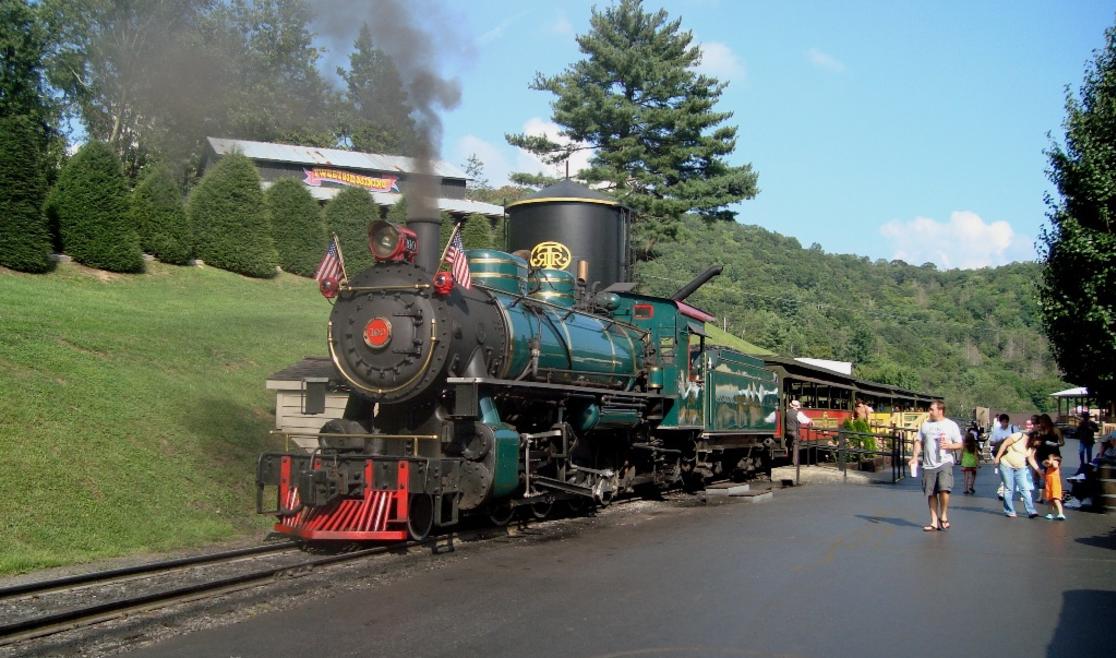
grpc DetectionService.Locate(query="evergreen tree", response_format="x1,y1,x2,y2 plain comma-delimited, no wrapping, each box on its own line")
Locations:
0,115,52,272
323,186,376,274
44,141,143,273
339,24,419,155
188,153,276,278
461,213,493,249
1040,22,1116,406
506,0,758,258
266,178,327,276
130,165,191,265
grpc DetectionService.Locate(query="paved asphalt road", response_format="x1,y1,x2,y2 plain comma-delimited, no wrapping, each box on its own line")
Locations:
129,450,1114,658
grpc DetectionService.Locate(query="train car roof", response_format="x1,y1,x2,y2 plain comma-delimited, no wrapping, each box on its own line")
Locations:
760,355,936,402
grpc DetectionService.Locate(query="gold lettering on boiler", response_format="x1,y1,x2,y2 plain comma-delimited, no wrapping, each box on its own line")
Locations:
530,241,572,270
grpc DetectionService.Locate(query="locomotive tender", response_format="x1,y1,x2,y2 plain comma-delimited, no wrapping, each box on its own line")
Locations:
256,182,930,542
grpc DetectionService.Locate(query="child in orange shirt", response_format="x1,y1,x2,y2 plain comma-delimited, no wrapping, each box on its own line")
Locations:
1042,454,1066,520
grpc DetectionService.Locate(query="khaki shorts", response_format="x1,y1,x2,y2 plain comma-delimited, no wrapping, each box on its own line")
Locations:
922,465,954,494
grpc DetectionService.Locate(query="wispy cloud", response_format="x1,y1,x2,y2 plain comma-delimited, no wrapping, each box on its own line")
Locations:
454,134,512,186
806,47,846,73
453,118,594,188
879,210,1036,269
478,9,529,46
518,117,593,178
695,41,746,80
550,13,573,36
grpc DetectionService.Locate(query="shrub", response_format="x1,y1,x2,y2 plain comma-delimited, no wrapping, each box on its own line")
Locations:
0,115,52,272
188,153,276,278
323,187,376,273
461,213,493,249
44,141,143,273
130,165,191,265
265,178,327,276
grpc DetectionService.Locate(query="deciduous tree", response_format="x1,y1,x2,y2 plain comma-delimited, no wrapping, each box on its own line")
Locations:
1040,22,1116,406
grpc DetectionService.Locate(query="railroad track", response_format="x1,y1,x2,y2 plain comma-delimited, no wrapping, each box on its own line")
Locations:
0,538,423,647
0,489,707,648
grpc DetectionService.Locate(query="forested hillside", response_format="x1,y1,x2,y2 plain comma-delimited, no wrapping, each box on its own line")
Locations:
635,216,1067,413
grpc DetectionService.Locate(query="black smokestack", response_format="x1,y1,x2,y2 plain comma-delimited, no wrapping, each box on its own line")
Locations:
314,1,463,273
672,266,723,301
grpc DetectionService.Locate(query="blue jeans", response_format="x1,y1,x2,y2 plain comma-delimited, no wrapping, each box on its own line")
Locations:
1079,442,1093,471
1000,465,1036,516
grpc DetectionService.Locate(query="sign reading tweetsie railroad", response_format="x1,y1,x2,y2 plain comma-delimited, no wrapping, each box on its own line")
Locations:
303,167,400,193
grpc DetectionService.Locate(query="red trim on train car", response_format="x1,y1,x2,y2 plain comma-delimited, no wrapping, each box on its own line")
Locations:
273,459,411,541
674,300,715,323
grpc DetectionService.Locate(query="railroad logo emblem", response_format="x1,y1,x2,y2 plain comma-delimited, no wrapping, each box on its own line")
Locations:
530,241,572,270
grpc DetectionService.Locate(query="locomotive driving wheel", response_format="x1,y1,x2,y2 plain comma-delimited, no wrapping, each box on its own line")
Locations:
407,493,435,541
529,497,554,520
487,500,515,527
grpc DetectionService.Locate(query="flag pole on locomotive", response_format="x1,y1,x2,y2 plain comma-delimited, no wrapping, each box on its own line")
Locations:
315,233,348,299
433,217,472,294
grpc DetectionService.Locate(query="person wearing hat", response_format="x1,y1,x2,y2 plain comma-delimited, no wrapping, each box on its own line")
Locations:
1074,411,1099,475
784,399,812,453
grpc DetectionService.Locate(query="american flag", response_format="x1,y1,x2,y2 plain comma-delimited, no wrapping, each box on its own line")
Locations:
444,230,471,289
314,238,342,283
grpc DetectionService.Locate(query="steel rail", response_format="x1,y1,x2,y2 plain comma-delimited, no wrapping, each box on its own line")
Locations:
0,540,300,600
0,540,421,646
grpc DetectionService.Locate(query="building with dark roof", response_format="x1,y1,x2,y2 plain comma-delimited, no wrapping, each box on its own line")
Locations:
203,137,503,218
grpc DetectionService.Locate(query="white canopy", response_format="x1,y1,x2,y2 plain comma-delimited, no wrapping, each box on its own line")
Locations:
1049,386,1089,398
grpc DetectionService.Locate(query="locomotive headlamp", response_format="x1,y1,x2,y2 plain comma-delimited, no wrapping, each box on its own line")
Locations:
368,221,418,263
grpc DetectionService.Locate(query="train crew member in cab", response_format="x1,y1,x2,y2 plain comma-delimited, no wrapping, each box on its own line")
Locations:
785,400,812,451
910,400,963,531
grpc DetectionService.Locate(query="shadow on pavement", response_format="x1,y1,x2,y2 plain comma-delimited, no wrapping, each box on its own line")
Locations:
855,514,922,528
1048,590,1115,656
1075,526,1116,550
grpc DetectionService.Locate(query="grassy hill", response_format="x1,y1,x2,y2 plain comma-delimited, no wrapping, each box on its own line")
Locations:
0,262,324,574
636,216,1068,411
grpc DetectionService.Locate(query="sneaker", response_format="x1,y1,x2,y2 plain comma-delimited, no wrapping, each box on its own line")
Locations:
1056,514,1067,521
1045,513,1055,520
1028,513,1039,518
1005,513,1017,518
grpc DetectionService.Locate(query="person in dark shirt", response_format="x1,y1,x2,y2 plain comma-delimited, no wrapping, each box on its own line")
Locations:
1075,411,1099,473
1032,414,1063,501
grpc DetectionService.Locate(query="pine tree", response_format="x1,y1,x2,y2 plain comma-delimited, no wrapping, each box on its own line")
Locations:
339,24,419,155
323,187,376,274
1040,22,1116,406
0,115,52,272
130,165,191,265
188,153,276,278
507,0,758,258
266,178,327,276
44,141,143,273
461,213,493,249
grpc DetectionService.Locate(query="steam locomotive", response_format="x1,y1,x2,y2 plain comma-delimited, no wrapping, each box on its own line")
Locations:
256,182,932,542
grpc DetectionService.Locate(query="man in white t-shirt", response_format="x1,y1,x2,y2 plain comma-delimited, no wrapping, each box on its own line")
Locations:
909,400,963,532
988,414,1017,499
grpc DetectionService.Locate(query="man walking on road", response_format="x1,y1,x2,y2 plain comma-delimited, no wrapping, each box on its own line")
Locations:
910,400,963,531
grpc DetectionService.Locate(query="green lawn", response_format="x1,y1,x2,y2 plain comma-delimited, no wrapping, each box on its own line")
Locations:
0,261,326,574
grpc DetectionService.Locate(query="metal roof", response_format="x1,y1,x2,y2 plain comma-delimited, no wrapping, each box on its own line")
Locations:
506,179,624,209
207,137,469,180
259,181,504,217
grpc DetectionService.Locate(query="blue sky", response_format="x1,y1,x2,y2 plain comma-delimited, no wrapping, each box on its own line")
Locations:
380,0,1115,270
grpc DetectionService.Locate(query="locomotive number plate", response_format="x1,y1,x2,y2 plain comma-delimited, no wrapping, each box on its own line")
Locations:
364,317,393,350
